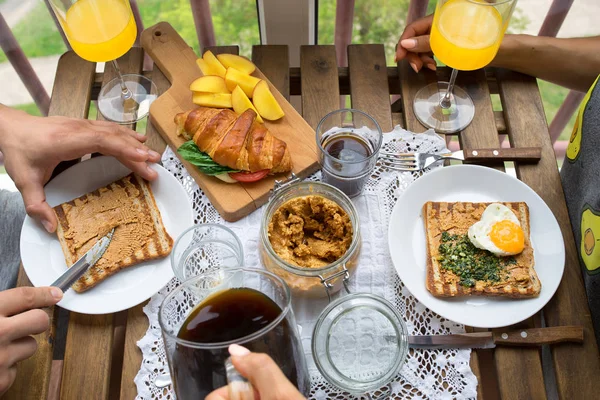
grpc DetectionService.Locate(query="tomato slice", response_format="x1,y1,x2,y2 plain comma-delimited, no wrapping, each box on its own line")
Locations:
228,169,270,182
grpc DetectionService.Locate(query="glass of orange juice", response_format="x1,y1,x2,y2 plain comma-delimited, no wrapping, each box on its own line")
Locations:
413,0,517,133
48,0,156,124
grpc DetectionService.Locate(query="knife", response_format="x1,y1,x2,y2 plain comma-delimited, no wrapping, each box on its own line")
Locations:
408,326,583,349
433,147,542,167
51,229,114,292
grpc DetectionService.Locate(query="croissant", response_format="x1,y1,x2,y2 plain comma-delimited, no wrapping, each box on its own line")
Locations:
174,107,292,174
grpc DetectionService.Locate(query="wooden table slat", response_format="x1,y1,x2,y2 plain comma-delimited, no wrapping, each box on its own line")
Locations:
119,303,150,400
397,60,438,132
453,68,547,399
252,45,290,100
496,68,600,399
119,64,171,399
347,44,393,132
299,45,340,129
6,51,96,400
144,66,171,154
61,48,144,400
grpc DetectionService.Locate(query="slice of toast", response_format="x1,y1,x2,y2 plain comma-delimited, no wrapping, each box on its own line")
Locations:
54,173,173,293
422,201,540,298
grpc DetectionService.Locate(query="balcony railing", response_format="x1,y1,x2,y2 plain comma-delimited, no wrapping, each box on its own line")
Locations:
0,0,582,161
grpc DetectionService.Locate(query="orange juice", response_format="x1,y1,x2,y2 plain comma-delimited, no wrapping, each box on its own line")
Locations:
430,0,505,71
63,0,136,62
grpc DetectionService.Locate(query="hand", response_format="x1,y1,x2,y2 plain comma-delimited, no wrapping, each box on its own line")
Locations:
0,106,161,233
394,14,437,73
206,345,305,400
0,286,63,396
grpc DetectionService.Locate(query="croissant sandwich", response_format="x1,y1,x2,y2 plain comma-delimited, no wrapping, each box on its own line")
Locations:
174,107,292,183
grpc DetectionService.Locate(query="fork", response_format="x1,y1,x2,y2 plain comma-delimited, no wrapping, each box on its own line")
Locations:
379,147,542,172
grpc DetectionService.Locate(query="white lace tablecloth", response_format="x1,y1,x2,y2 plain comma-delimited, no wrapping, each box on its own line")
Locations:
135,127,478,399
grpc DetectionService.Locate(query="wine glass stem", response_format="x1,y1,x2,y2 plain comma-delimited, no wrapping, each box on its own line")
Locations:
440,68,459,109
111,60,133,101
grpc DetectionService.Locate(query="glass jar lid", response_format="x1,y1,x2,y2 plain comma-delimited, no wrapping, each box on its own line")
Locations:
311,293,409,394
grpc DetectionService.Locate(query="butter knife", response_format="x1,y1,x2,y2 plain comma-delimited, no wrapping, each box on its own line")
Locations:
408,326,583,349
51,229,114,292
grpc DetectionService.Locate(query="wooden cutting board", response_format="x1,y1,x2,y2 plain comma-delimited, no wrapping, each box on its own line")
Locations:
141,22,319,221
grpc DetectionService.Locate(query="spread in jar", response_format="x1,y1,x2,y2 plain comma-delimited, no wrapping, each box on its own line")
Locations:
267,195,353,268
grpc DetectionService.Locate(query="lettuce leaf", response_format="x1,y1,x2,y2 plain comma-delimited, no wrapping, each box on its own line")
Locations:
177,141,239,176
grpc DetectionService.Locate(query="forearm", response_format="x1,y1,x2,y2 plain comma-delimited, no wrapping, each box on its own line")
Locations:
490,35,600,92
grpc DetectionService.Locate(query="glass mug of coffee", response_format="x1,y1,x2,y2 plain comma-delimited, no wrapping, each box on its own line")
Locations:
316,109,383,198
159,268,310,399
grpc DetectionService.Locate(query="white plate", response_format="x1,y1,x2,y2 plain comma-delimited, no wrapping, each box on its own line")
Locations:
388,165,565,328
20,156,193,314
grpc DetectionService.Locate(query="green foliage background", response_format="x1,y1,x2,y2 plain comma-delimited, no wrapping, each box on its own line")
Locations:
0,0,578,142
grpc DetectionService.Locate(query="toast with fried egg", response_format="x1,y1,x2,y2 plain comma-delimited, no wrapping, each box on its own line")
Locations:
422,201,540,298
54,173,173,293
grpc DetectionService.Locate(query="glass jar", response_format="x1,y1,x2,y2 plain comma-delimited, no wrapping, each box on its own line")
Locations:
312,293,409,395
259,180,361,299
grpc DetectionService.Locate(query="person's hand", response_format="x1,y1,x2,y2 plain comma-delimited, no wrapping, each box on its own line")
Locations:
0,106,161,233
0,286,63,396
394,14,437,73
206,344,305,400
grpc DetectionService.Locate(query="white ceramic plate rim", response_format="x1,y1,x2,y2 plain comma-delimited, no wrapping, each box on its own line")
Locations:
20,156,193,314
387,164,565,328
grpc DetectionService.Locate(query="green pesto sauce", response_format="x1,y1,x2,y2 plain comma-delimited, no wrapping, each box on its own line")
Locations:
438,231,515,288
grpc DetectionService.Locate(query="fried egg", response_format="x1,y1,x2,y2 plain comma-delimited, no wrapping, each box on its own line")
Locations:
467,203,525,256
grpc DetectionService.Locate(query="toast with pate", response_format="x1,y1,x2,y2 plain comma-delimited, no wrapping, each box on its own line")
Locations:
422,201,540,298
53,173,173,293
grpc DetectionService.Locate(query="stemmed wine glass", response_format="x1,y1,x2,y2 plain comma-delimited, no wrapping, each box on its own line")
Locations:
413,0,517,133
49,0,156,124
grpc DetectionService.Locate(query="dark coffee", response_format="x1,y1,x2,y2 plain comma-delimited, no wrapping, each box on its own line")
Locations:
324,133,372,161
171,288,309,399
321,133,374,198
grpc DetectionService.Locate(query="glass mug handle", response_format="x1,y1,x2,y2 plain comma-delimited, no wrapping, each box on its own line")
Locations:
225,356,255,400
319,263,351,302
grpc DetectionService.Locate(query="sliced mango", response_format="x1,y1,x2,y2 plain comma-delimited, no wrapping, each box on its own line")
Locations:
189,76,229,93
252,80,284,121
232,85,263,123
225,67,261,98
216,54,256,75
192,92,232,108
196,58,223,77
198,50,226,77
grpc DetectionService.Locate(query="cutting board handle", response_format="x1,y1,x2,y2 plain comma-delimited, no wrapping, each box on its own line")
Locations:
492,326,584,346
141,22,199,89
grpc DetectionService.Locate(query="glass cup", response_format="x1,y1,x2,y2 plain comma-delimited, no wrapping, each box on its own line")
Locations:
413,0,517,133
316,109,383,198
159,268,310,399
48,0,157,124
171,224,244,282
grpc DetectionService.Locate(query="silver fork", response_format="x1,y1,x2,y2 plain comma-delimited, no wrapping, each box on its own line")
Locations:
379,147,542,172
379,150,459,172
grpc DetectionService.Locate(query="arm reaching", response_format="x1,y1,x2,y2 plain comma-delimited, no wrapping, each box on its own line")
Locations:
0,105,161,232
491,35,600,92
395,15,600,92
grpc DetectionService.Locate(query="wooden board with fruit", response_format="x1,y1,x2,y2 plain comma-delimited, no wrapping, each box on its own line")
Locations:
141,22,319,221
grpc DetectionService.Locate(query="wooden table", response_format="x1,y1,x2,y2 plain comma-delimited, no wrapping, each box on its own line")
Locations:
6,43,599,400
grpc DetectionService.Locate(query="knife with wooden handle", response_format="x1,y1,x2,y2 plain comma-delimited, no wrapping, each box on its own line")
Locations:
408,326,584,349
461,147,542,163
